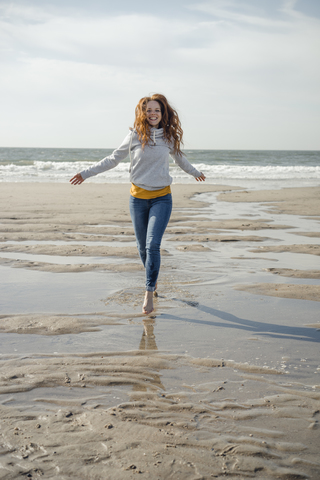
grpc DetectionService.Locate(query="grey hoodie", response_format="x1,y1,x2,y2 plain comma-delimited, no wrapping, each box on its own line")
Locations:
80,128,201,191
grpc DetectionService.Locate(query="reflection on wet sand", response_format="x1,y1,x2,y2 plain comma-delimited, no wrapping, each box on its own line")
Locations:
140,318,158,351
131,319,165,393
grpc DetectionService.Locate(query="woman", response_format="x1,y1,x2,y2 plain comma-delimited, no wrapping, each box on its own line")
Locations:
70,94,205,315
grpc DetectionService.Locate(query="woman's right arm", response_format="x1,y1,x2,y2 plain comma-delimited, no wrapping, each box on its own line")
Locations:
70,130,133,185
70,173,84,185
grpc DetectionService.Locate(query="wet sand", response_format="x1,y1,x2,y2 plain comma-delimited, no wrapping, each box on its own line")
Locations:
0,182,320,479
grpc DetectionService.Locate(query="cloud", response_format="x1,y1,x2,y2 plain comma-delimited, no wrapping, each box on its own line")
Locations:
0,1,319,148
189,1,289,28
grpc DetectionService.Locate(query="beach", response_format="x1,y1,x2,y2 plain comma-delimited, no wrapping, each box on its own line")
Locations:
0,181,319,479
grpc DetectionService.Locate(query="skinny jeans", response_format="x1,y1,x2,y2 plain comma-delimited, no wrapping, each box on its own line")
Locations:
129,193,172,292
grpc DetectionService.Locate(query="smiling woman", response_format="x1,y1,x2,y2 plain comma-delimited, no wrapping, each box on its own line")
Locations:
70,93,205,315
133,94,184,156
146,101,162,128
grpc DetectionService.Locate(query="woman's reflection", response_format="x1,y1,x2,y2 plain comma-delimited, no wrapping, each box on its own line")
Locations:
139,318,157,351
132,317,165,391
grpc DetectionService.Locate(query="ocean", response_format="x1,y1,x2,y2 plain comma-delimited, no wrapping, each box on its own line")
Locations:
0,147,319,189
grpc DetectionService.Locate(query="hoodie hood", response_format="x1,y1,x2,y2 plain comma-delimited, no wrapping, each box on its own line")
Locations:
150,127,164,145
130,127,164,145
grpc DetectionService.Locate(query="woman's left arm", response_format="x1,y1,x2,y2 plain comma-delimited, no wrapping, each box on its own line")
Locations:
195,172,206,182
171,152,206,182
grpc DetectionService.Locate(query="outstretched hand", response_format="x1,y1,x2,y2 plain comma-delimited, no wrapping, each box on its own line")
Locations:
195,172,206,182
70,173,84,185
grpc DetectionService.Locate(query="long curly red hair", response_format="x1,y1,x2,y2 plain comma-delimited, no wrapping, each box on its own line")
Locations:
133,94,184,156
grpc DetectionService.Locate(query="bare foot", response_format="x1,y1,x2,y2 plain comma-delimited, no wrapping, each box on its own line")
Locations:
154,282,158,297
143,291,154,315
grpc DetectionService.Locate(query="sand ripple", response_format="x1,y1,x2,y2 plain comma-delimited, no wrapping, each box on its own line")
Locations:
0,351,319,479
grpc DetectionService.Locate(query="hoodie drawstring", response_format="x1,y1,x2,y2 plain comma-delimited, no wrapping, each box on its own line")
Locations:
153,130,156,145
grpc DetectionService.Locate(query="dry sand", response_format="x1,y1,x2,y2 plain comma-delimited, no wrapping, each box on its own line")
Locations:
235,283,320,302
250,244,320,256
217,186,320,216
0,182,319,479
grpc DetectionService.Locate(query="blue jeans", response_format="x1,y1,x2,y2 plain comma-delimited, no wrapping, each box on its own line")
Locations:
129,194,172,292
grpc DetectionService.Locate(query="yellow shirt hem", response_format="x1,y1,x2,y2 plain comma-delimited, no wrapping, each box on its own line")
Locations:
130,184,171,199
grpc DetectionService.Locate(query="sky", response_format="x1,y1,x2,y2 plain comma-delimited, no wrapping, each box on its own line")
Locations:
1,0,320,150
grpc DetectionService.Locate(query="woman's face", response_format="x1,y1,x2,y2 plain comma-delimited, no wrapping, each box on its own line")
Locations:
146,100,162,128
